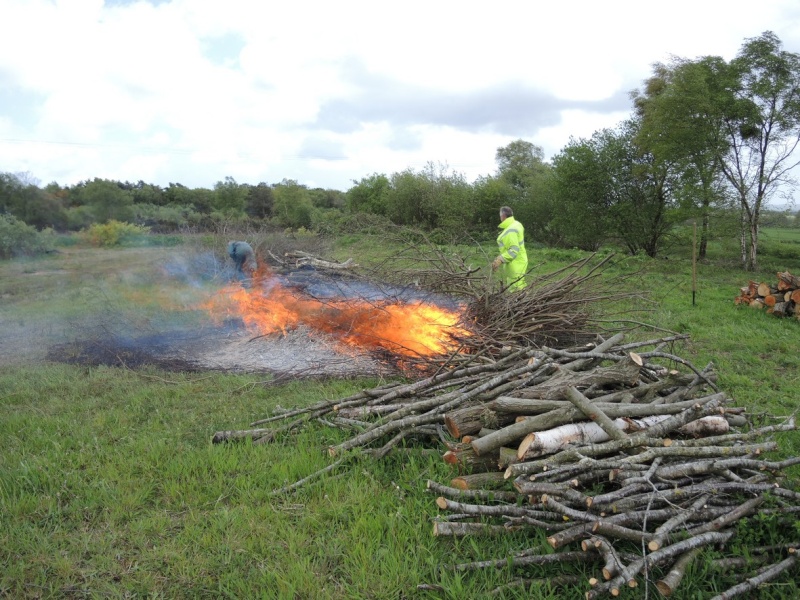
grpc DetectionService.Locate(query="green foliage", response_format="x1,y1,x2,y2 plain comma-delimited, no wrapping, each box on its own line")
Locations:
551,121,679,257
0,213,55,258
272,180,313,229
212,176,248,217
245,182,274,219
131,203,202,232
346,173,391,216
63,205,97,231
384,163,476,233
551,135,612,250
74,178,135,224
0,172,68,230
82,220,150,247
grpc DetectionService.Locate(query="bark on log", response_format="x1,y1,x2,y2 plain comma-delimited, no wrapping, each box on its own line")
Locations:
517,415,669,461
777,270,800,290
565,386,629,442
444,404,488,438
432,521,511,537
709,555,797,600
524,353,643,401
771,301,789,316
656,548,702,597
426,479,520,503
676,416,730,437
450,471,509,490
443,444,501,472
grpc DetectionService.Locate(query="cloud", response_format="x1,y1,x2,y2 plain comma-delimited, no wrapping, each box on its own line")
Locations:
1,0,800,191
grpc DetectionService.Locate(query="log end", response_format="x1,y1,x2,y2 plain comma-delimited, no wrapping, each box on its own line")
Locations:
450,477,468,490
655,581,674,597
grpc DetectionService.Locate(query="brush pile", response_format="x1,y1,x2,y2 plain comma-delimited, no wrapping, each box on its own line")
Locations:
213,247,800,597
214,330,799,596
734,270,800,318
426,334,799,598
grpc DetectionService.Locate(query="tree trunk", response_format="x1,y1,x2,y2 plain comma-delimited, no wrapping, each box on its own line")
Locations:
740,204,748,270
747,218,759,272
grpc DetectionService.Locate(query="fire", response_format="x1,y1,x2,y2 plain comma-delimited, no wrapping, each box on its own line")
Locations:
201,272,470,357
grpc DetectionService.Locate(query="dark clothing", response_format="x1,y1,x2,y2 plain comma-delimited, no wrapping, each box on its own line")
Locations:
227,241,256,281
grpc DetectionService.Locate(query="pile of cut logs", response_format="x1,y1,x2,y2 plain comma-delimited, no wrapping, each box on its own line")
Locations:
215,332,800,597
734,270,800,317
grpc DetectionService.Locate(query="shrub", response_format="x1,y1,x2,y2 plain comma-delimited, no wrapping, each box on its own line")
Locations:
0,213,55,258
82,220,150,247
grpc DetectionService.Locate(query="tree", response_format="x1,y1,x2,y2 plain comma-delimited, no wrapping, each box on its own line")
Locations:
212,176,248,217
346,173,391,216
308,188,345,210
0,172,67,230
633,57,732,259
74,179,134,224
551,121,678,257
495,139,546,189
494,140,554,242
606,119,678,257
718,31,800,270
245,183,274,219
552,134,615,251
384,162,474,236
272,180,313,228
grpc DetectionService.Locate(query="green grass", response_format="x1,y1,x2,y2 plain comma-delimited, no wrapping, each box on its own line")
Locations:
1,231,800,598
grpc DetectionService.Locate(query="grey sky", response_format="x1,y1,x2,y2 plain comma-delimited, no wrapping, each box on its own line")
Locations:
1,0,799,191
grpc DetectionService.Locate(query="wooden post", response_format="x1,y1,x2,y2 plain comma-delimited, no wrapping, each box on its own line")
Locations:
692,221,697,306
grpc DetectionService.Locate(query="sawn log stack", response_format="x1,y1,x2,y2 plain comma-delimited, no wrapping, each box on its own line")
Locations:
734,270,800,317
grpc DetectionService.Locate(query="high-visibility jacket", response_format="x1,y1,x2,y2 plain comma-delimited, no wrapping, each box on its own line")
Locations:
496,216,528,290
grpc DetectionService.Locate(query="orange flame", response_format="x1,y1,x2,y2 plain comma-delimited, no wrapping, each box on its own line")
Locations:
201,272,469,357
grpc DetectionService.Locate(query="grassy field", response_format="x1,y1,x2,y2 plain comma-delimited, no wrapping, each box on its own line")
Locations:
1,229,800,599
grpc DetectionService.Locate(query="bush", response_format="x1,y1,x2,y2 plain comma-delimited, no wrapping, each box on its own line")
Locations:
0,213,55,258
82,220,150,247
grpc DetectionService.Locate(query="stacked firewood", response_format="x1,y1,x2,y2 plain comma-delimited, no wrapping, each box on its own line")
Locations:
214,332,800,596
734,270,800,317
423,334,799,597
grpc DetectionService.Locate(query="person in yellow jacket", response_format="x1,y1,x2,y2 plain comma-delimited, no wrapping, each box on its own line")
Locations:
491,206,528,290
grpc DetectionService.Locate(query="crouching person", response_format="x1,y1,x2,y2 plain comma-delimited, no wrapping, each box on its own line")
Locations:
227,241,257,283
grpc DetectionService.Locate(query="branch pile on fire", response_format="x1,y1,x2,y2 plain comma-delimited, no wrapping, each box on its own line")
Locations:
210,245,800,597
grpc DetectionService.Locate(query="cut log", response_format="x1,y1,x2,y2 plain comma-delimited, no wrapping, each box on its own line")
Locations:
777,271,800,291
498,446,518,468
517,415,669,460
432,522,510,537
764,294,779,307
450,471,509,490
444,404,489,438
792,289,800,304
772,302,789,317
443,444,501,472
676,416,730,437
